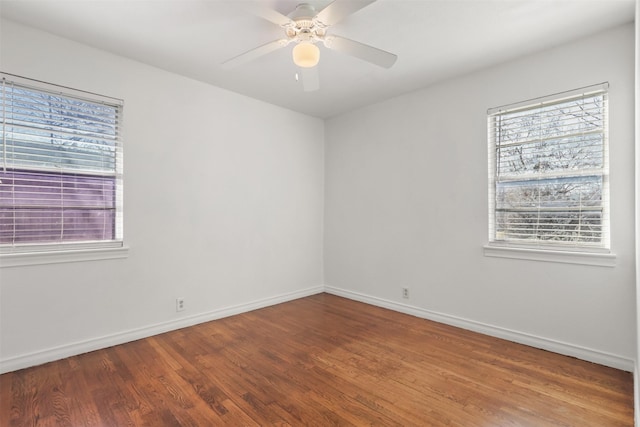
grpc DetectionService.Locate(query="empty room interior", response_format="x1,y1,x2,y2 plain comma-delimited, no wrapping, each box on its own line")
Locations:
0,0,639,425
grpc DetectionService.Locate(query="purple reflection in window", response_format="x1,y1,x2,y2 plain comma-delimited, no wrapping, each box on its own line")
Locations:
0,169,115,244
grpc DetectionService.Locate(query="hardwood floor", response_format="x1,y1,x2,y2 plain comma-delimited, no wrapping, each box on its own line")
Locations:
0,293,633,426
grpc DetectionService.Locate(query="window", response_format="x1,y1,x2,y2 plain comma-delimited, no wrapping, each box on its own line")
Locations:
487,83,610,257
0,74,123,256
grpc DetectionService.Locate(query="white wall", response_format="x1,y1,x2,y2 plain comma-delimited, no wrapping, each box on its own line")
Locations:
0,20,325,372
325,23,636,369
634,0,639,422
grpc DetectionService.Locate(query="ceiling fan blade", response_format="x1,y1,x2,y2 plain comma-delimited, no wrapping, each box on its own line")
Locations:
240,2,294,27
324,35,397,68
314,0,377,26
221,39,289,68
299,67,320,92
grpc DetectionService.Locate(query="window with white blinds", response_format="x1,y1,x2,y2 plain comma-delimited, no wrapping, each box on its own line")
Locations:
487,83,609,251
0,74,123,253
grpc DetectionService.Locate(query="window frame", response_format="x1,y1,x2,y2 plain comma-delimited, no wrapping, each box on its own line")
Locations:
0,73,127,267
485,83,616,266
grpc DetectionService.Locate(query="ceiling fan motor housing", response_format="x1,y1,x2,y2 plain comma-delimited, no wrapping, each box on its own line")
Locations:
286,3,326,43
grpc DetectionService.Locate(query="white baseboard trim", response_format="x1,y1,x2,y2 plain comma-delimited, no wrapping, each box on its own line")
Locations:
325,286,634,372
0,285,324,374
3,285,633,374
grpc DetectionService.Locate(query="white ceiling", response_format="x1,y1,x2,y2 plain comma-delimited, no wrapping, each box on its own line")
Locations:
0,0,635,118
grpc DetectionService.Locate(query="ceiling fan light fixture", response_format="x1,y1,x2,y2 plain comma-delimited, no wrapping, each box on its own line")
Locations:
292,42,320,68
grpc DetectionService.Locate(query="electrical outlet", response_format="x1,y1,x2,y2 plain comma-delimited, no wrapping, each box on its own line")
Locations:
402,288,409,299
176,297,185,312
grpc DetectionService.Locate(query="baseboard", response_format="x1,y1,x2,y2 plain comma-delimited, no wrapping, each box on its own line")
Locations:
325,286,634,372
3,284,633,374
0,285,324,374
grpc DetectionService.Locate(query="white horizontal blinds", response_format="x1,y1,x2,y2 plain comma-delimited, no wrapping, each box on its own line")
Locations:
0,75,123,250
488,84,609,249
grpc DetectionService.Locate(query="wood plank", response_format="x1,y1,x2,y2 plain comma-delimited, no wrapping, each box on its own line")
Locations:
0,293,633,426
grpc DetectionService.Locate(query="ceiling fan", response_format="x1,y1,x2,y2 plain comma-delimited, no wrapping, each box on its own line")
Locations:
221,0,398,92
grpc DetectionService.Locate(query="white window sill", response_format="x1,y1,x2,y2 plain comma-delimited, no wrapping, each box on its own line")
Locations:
483,244,616,267
0,246,129,268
